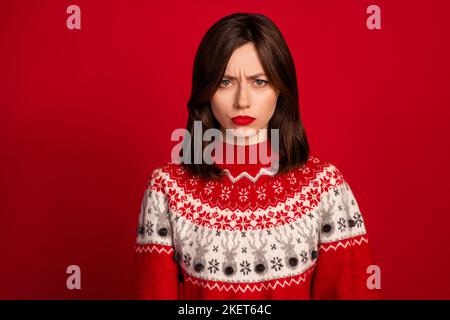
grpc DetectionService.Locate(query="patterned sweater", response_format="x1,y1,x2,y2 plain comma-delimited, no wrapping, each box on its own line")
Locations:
132,141,381,300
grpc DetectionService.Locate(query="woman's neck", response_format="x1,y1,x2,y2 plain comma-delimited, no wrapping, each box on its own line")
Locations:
220,129,268,146
213,136,277,170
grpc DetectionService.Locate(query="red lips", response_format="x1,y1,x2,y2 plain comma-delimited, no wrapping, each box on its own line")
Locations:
231,115,256,125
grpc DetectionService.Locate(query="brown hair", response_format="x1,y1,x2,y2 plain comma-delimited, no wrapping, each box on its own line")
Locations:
182,12,309,180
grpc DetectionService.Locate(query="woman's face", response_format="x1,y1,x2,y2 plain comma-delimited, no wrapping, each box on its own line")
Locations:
210,42,279,145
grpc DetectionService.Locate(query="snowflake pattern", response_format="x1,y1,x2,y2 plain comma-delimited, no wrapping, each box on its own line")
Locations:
208,259,220,274
203,181,216,195
286,172,297,185
239,188,249,202
220,186,231,201
272,181,284,194
240,260,251,275
183,253,191,267
300,251,308,264
256,186,266,201
145,221,153,236
353,212,363,227
270,257,283,271
338,218,346,232
188,176,199,186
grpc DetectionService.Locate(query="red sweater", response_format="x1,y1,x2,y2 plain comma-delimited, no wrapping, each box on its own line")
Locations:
132,141,381,300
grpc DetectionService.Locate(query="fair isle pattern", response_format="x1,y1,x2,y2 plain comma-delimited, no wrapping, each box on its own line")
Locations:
171,214,319,283
156,156,334,212
153,162,348,231
135,243,174,255
319,235,369,252
222,167,277,183
184,265,316,293
161,168,326,231
135,156,368,285
133,154,379,299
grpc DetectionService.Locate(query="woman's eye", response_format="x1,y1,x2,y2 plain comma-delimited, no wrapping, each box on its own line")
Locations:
220,79,231,87
255,79,268,87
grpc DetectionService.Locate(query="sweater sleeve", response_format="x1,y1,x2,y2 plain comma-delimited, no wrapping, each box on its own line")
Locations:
132,167,180,300
310,164,381,300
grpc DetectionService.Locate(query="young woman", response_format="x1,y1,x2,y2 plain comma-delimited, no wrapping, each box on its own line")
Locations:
132,13,381,300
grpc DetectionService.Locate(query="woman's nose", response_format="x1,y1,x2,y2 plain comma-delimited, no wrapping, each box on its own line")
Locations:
235,83,250,109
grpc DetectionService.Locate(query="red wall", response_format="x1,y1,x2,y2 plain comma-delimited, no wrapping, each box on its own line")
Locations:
1,0,449,299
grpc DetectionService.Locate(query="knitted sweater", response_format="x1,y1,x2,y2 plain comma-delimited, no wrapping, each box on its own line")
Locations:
132,140,380,300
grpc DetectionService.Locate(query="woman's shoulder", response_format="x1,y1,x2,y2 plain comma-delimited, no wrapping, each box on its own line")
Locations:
150,161,182,176
145,161,190,188
296,153,348,192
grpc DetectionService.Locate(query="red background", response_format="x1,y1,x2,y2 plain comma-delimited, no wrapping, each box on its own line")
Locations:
1,0,449,299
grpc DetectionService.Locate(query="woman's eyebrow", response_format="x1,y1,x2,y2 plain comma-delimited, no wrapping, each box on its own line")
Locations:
223,72,267,80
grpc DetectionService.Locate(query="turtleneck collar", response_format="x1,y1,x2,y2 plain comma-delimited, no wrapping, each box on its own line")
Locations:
212,135,280,180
